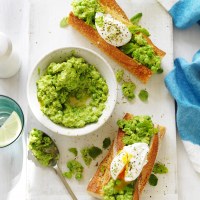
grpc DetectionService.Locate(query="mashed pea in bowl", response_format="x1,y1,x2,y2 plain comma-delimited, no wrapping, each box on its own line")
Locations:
27,47,117,136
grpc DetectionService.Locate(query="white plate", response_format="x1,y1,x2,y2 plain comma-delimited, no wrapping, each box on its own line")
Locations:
26,0,178,199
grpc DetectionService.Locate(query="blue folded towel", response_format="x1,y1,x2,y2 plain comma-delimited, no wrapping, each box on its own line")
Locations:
169,0,200,29
165,50,200,172
158,0,200,29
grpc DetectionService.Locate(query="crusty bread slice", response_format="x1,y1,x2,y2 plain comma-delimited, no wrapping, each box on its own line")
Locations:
87,113,166,199
68,13,152,83
133,125,165,200
68,0,166,83
87,114,131,198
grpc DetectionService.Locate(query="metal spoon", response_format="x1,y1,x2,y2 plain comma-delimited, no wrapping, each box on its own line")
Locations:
29,130,78,200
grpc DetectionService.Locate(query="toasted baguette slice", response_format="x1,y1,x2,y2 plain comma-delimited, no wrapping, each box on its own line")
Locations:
68,0,166,83
87,113,166,199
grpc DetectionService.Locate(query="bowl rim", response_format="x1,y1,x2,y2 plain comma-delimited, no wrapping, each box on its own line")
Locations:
27,46,117,136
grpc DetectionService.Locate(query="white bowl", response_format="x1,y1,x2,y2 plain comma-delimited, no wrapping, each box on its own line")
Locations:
27,47,117,136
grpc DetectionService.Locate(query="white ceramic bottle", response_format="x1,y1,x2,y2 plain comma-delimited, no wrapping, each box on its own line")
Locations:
0,32,21,78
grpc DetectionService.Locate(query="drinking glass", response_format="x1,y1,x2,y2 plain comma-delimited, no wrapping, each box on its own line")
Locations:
0,95,24,148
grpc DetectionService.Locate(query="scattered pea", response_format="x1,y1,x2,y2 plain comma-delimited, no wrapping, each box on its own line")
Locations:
138,89,148,102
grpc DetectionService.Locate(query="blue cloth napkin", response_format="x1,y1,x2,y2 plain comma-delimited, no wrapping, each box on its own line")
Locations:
165,50,200,172
169,0,200,29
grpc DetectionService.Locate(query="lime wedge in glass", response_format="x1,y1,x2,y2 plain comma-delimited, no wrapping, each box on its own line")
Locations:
0,111,22,147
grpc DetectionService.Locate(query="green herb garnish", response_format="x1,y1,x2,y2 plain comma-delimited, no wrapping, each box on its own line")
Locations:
68,148,78,156
130,13,142,24
149,174,158,186
129,13,150,36
153,162,168,174
88,146,102,159
103,137,111,149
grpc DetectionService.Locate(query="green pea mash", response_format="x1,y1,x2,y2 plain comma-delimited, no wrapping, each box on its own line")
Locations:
28,128,59,167
122,82,136,101
37,56,108,128
117,115,158,145
72,0,103,28
63,160,84,181
103,179,135,200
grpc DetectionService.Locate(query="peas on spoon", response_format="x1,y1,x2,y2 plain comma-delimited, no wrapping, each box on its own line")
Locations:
28,128,78,200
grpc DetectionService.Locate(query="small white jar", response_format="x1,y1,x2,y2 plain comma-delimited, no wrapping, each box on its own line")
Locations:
0,32,21,78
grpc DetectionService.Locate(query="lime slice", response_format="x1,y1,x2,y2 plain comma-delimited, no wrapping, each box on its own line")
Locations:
0,111,22,147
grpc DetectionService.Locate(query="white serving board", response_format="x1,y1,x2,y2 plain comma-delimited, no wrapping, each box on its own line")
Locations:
26,0,178,199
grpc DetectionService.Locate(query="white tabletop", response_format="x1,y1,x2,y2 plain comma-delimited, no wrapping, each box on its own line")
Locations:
0,0,200,200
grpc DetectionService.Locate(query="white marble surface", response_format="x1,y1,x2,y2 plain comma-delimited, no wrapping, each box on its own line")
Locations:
0,0,200,199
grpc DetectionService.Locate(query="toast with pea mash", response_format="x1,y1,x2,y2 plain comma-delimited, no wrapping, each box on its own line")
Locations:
68,0,166,83
87,113,165,199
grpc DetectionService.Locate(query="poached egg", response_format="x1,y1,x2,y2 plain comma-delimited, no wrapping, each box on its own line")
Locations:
95,12,132,47
110,143,149,182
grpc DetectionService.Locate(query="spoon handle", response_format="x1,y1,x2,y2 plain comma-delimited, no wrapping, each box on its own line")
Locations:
53,165,78,200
